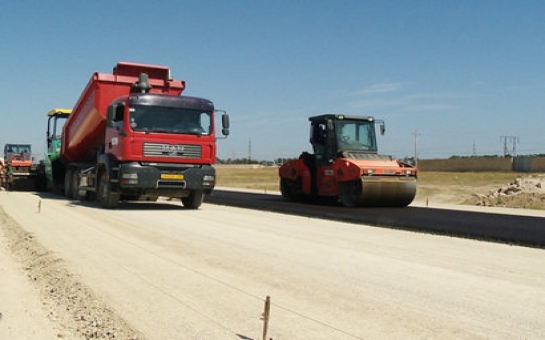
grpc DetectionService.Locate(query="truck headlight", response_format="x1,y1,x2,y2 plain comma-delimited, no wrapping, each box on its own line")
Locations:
202,175,215,186
121,173,138,184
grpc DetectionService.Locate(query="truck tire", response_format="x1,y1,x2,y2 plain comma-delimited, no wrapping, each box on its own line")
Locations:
64,169,74,198
71,172,86,201
98,171,119,209
182,189,203,209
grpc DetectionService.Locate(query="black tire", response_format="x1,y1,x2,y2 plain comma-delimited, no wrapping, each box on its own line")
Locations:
98,171,119,209
64,169,73,198
182,190,203,209
280,178,301,201
36,173,47,192
338,180,363,208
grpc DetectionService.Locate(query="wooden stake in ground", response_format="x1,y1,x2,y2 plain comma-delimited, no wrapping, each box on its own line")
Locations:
262,295,271,340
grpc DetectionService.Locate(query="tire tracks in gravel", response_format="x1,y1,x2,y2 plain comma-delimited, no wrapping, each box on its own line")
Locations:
0,205,146,340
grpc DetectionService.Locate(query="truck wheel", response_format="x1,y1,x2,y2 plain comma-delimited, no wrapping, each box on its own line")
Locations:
64,169,74,198
338,180,363,208
99,172,119,209
182,190,203,209
71,172,86,201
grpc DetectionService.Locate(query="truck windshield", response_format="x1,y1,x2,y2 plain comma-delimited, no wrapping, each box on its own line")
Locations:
129,105,212,135
335,120,377,152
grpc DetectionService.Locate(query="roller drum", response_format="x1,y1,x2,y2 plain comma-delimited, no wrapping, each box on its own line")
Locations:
338,176,417,207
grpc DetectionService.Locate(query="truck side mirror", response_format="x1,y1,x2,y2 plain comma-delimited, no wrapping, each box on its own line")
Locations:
221,113,230,136
106,105,115,128
380,123,386,135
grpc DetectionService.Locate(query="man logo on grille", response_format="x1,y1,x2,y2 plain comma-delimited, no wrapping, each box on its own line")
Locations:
162,144,184,155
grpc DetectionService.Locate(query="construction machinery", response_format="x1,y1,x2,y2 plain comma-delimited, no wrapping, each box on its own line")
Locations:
36,108,72,191
49,62,229,209
2,144,38,191
279,114,417,207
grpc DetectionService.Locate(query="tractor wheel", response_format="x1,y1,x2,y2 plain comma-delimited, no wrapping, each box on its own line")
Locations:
182,189,203,209
98,171,119,209
338,180,363,208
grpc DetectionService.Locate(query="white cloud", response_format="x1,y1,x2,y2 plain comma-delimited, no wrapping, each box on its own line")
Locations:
403,92,457,100
348,93,457,114
354,82,404,95
404,103,457,112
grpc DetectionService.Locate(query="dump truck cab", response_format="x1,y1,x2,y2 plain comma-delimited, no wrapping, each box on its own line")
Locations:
279,114,418,207
99,91,220,206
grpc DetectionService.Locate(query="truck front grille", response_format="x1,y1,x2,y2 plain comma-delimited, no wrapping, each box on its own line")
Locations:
143,143,202,159
341,152,392,161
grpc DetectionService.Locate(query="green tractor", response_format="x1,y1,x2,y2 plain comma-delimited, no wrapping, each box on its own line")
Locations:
37,108,72,192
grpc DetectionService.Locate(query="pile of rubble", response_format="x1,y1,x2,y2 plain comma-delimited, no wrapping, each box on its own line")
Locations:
473,175,545,209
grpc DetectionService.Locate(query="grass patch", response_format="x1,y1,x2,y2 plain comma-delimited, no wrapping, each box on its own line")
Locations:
215,166,525,198
417,171,523,186
215,166,545,208
216,165,280,191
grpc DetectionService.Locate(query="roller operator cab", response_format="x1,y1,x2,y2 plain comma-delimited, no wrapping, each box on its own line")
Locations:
279,114,418,207
53,62,229,209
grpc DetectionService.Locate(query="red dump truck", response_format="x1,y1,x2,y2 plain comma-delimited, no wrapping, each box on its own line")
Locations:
58,62,229,208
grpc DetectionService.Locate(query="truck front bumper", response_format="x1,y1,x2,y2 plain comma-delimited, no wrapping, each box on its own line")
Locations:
117,162,215,194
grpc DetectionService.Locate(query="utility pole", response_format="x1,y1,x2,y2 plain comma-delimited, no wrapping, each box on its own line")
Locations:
412,130,420,167
500,136,519,157
248,138,252,164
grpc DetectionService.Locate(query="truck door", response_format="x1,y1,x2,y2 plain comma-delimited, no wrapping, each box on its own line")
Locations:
105,102,126,159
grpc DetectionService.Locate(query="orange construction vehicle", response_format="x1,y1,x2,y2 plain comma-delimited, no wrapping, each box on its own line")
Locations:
2,144,38,191
279,114,417,207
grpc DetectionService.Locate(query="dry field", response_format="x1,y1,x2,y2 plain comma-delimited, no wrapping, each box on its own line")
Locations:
215,165,545,209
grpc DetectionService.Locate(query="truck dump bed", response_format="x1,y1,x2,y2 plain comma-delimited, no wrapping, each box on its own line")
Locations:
61,62,185,163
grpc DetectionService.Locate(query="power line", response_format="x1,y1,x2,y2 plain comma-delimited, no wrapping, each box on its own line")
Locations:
500,135,519,157
412,130,420,166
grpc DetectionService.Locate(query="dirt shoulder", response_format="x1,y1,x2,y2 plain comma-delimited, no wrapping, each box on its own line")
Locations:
463,175,545,209
0,214,59,339
415,174,545,210
0,201,144,340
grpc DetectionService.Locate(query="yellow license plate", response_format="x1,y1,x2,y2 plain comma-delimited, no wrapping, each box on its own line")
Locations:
161,174,184,180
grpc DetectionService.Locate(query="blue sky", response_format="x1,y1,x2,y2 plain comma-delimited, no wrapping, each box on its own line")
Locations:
1,1,544,161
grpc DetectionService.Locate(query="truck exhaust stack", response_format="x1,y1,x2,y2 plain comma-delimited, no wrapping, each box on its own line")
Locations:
131,73,152,93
